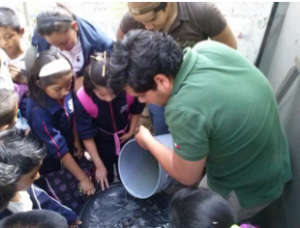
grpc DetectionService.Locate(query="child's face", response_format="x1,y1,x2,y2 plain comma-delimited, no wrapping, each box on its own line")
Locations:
43,72,73,101
43,22,78,51
17,163,41,191
0,26,23,58
94,86,116,102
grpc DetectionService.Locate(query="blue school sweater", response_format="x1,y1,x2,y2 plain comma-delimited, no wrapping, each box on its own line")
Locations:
31,15,114,77
26,92,74,174
0,184,77,225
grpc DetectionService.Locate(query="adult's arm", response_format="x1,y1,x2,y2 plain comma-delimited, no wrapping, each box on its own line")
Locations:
135,126,206,186
211,25,237,49
116,26,125,41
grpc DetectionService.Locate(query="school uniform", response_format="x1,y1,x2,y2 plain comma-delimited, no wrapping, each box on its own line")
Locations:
26,92,74,175
74,91,145,183
0,49,14,90
0,184,77,225
31,15,114,77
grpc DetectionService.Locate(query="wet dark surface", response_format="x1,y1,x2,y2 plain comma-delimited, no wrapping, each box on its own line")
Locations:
79,183,172,228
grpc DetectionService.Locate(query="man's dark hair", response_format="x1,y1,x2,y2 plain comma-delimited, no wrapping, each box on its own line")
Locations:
169,188,237,228
0,89,18,128
0,129,46,176
0,209,68,228
109,29,183,94
153,2,168,13
0,7,22,32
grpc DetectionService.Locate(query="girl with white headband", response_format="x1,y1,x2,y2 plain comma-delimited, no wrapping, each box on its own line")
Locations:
26,49,95,211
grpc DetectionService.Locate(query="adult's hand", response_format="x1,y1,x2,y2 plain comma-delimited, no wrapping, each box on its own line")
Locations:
135,125,153,150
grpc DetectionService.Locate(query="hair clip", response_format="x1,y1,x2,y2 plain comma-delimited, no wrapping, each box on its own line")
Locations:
90,51,107,77
90,55,103,62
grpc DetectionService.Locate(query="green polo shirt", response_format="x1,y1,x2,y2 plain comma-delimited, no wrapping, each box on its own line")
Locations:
165,41,292,207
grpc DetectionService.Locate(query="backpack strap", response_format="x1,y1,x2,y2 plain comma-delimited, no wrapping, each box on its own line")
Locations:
126,94,134,111
77,87,98,118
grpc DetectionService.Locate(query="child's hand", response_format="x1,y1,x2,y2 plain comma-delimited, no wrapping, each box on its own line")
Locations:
73,140,84,159
80,177,95,196
9,64,26,84
119,132,134,144
69,219,82,228
95,166,109,191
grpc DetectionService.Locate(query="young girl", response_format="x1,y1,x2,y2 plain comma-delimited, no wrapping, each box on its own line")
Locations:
26,49,95,206
31,4,114,91
74,54,145,190
169,188,259,228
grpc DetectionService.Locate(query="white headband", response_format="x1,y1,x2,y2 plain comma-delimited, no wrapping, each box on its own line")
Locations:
39,58,72,77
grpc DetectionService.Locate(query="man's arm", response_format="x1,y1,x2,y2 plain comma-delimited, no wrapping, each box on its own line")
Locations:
136,126,206,186
116,26,125,41
211,25,237,49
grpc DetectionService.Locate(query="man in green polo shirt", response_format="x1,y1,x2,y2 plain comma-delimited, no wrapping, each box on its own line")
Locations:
109,30,291,220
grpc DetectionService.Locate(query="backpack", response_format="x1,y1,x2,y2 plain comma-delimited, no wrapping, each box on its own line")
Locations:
76,87,134,155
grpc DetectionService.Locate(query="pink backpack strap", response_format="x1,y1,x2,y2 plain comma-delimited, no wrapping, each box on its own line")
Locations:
126,94,134,111
76,87,98,118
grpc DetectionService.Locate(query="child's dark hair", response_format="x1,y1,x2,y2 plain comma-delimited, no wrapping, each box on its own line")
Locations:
83,54,110,97
169,188,237,228
0,128,46,176
0,163,19,211
36,5,75,36
27,49,73,106
0,209,68,228
0,89,18,128
0,7,22,32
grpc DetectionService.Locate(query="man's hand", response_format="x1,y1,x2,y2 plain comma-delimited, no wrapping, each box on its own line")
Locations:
135,125,153,150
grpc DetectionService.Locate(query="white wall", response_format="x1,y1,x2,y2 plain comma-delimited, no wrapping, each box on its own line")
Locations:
215,2,273,63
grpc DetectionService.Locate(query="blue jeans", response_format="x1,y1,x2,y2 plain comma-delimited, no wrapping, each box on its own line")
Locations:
148,104,169,135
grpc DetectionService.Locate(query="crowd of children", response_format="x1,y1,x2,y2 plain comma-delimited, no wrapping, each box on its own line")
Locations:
0,4,258,228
